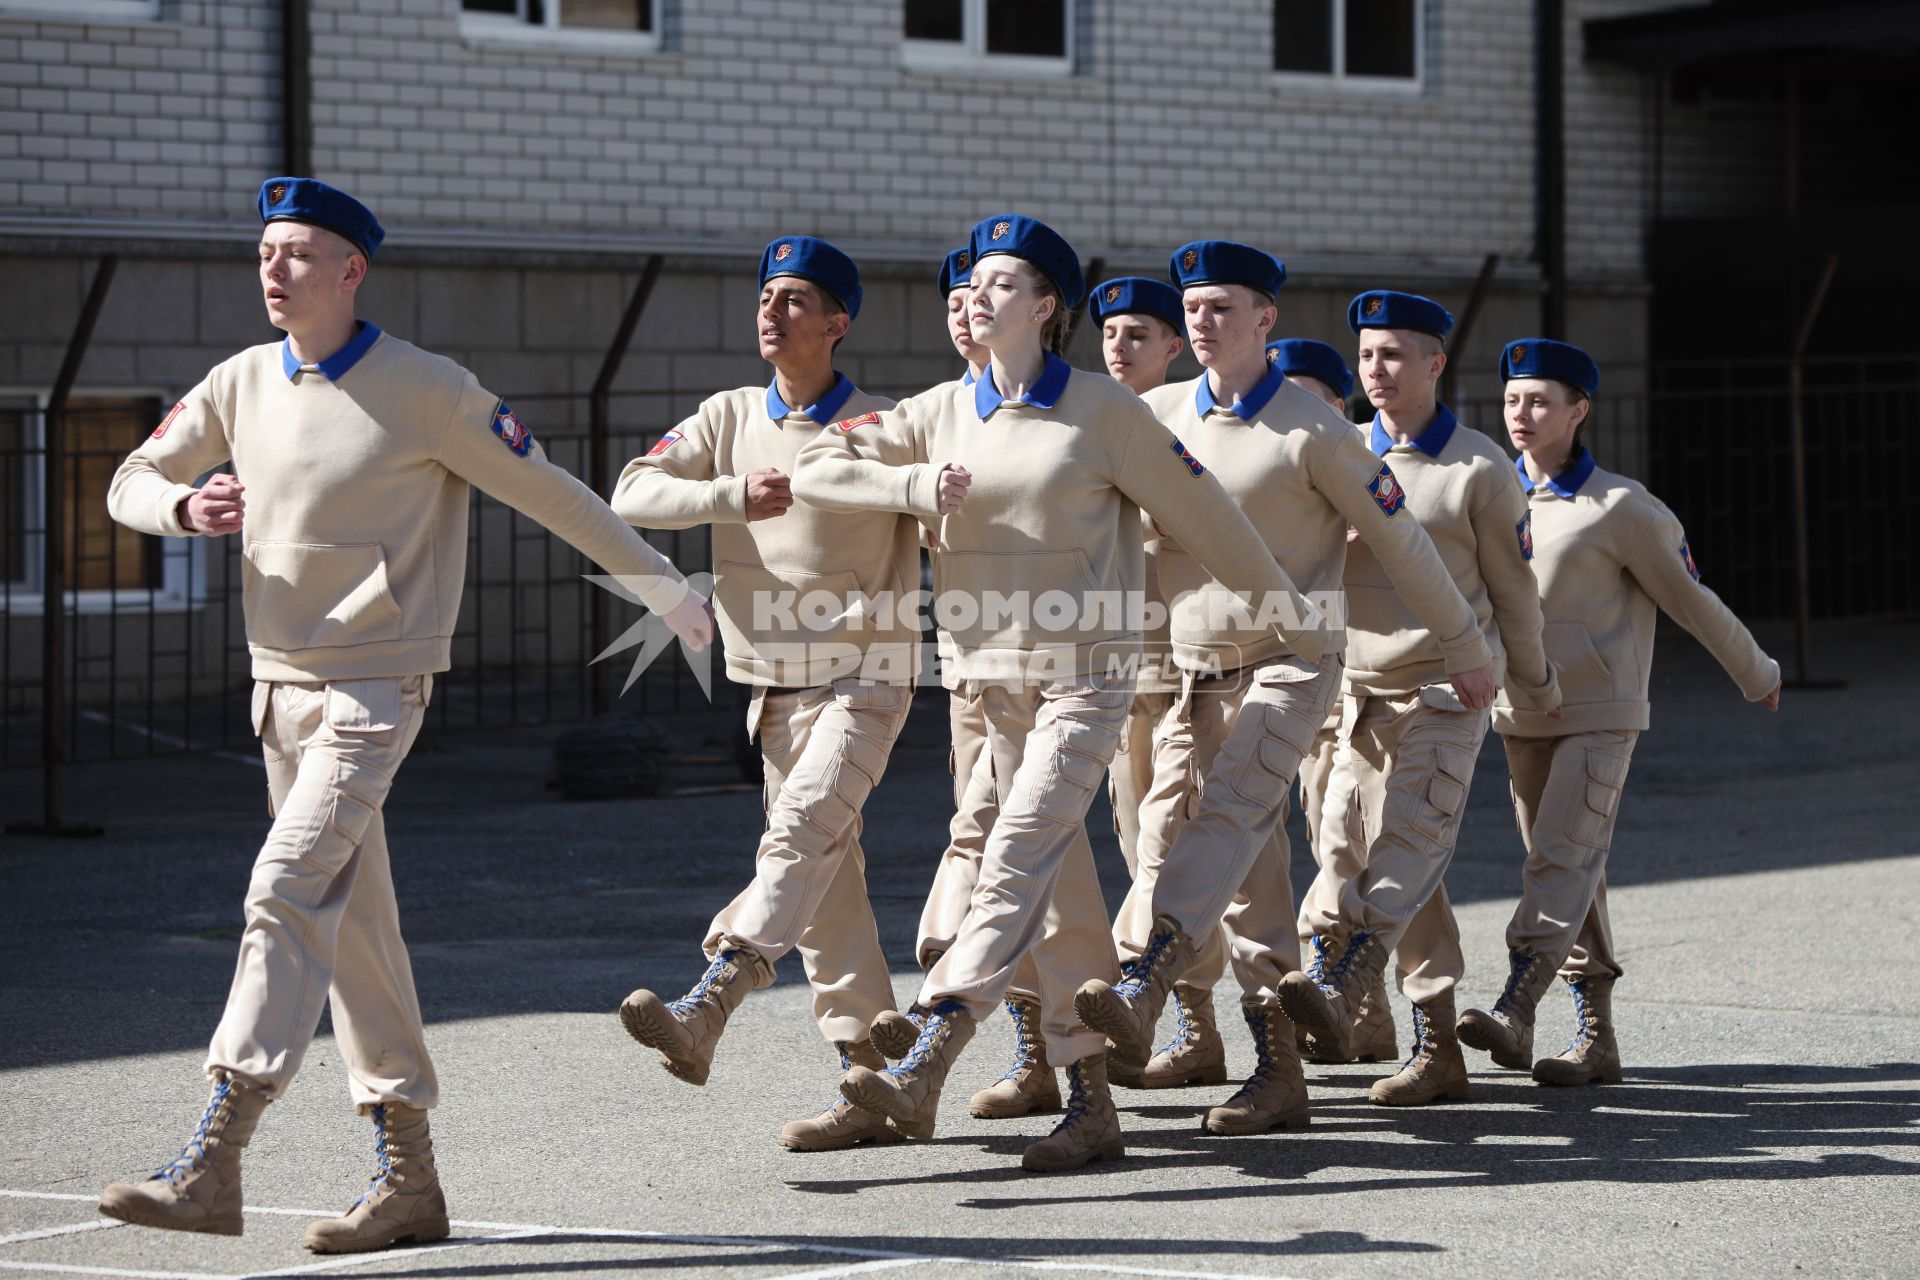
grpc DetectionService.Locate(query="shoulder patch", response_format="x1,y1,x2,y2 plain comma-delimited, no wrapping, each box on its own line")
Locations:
1680,538,1700,582
1516,511,1534,561
150,400,186,440
1368,463,1405,516
646,429,683,457
1169,437,1205,476
491,402,533,457
835,411,881,433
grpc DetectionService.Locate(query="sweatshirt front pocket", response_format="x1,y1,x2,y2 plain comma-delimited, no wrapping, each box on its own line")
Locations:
242,541,403,653
717,561,871,641
934,547,1104,647
1542,620,1611,697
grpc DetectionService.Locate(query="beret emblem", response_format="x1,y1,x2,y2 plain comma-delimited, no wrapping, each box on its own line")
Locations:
956,250,969,270
1104,284,1120,304
774,242,793,262
991,221,1010,240
1267,346,1281,363
1364,296,1383,317
268,183,287,205
1182,249,1198,271
1510,343,1528,362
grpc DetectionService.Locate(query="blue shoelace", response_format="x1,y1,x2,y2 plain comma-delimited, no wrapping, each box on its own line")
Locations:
349,1104,394,1211
1492,952,1540,1017
668,950,740,1015
1224,1009,1278,1104
996,999,1036,1083
151,1079,232,1185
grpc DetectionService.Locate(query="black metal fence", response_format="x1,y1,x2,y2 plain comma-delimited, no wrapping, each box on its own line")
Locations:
6,357,1916,785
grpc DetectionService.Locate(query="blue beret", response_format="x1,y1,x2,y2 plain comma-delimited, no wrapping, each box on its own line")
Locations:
937,246,973,297
1169,240,1286,299
761,235,863,321
1088,277,1184,333
1347,290,1454,338
1501,338,1599,396
969,213,1085,310
1266,338,1354,401
258,177,383,259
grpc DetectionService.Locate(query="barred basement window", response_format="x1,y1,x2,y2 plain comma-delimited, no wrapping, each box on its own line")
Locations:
903,0,1072,78
1274,0,1422,89
459,0,659,52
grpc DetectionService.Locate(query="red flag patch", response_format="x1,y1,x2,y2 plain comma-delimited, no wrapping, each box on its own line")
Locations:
150,400,185,440
835,412,881,433
646,430,683,457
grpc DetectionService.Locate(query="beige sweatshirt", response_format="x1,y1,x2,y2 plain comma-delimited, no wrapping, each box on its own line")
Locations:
1141,371,1491,677
1494,453,1779,737
1342,408,1558,709
106,330,690,683
611,378,923,688
791,354,1324,682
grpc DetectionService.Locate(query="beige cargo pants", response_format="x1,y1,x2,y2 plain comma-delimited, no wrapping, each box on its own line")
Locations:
1299,690,1473,1002
922,675,1129,1064
208,675,434,1111
1499,729,1637,980
707,677,911,1045
1149,655,1344,997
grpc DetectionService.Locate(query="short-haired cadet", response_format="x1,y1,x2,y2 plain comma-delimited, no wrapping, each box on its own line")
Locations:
1261,338,1397,1064
796,214,1322,1171
611,237,928,1151
1089,275,1236,1091
1075,247,1495,1137
1457,339,1779,1085
1275,292,1560,1108
99,179,710,1252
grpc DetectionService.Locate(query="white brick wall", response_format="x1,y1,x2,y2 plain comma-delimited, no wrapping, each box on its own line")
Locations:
0,0,1772,282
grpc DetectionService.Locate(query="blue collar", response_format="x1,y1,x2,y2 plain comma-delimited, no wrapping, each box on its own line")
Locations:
962,368,977,387
281,321,381,382
1369,403,1458,458
1194,360,1286,422
1515,447,1596,498
974,352,1072,420
765,372,856,426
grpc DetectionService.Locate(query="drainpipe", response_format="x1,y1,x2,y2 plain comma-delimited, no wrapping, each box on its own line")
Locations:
1537,0,1567,339
282,0,312,175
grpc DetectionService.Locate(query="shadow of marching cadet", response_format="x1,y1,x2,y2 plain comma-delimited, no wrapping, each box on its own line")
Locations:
778,1061,1920,1213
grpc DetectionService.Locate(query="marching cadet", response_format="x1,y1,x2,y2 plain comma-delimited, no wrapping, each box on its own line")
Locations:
1075,250,1497,1138
893,247,1064,1125
1274,294,1561,1107
611,237,926,1152
1092,276,1235,1092
98,178,711,1251
1458,339,1779,1085
1265,337,1403,1067
794,214,1326,1171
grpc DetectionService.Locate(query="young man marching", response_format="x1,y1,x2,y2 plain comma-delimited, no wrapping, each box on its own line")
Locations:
1282,294,1560,1106
611,237,923,1151
99,179,710,1252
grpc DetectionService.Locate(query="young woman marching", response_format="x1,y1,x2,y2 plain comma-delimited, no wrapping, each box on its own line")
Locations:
1456,339,1781,1084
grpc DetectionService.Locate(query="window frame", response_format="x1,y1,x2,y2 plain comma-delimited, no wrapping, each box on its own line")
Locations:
2,387,204,616
0,0,161,21
457,0,661,55
901,0,1075,81
1271,0,1426,96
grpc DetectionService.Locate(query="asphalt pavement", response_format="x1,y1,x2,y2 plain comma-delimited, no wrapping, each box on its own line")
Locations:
2,620,1916,1280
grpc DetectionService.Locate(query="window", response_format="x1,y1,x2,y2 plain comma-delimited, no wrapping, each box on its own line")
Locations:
903,0,1072,78
458,0,659,52
1274,0,1422,89
0,0,160,20
2,393,199,611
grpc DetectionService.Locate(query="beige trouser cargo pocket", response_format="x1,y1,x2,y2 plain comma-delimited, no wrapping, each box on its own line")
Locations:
921,674,1132,1063
209,674,434,1112
710,677,912,1044
1502,730,1637,980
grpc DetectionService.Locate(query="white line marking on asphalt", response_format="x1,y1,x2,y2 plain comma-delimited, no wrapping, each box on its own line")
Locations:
758,1261,921,1280
0,1190,1306,1280
0,1221,124,1246
0,1263,216,1280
